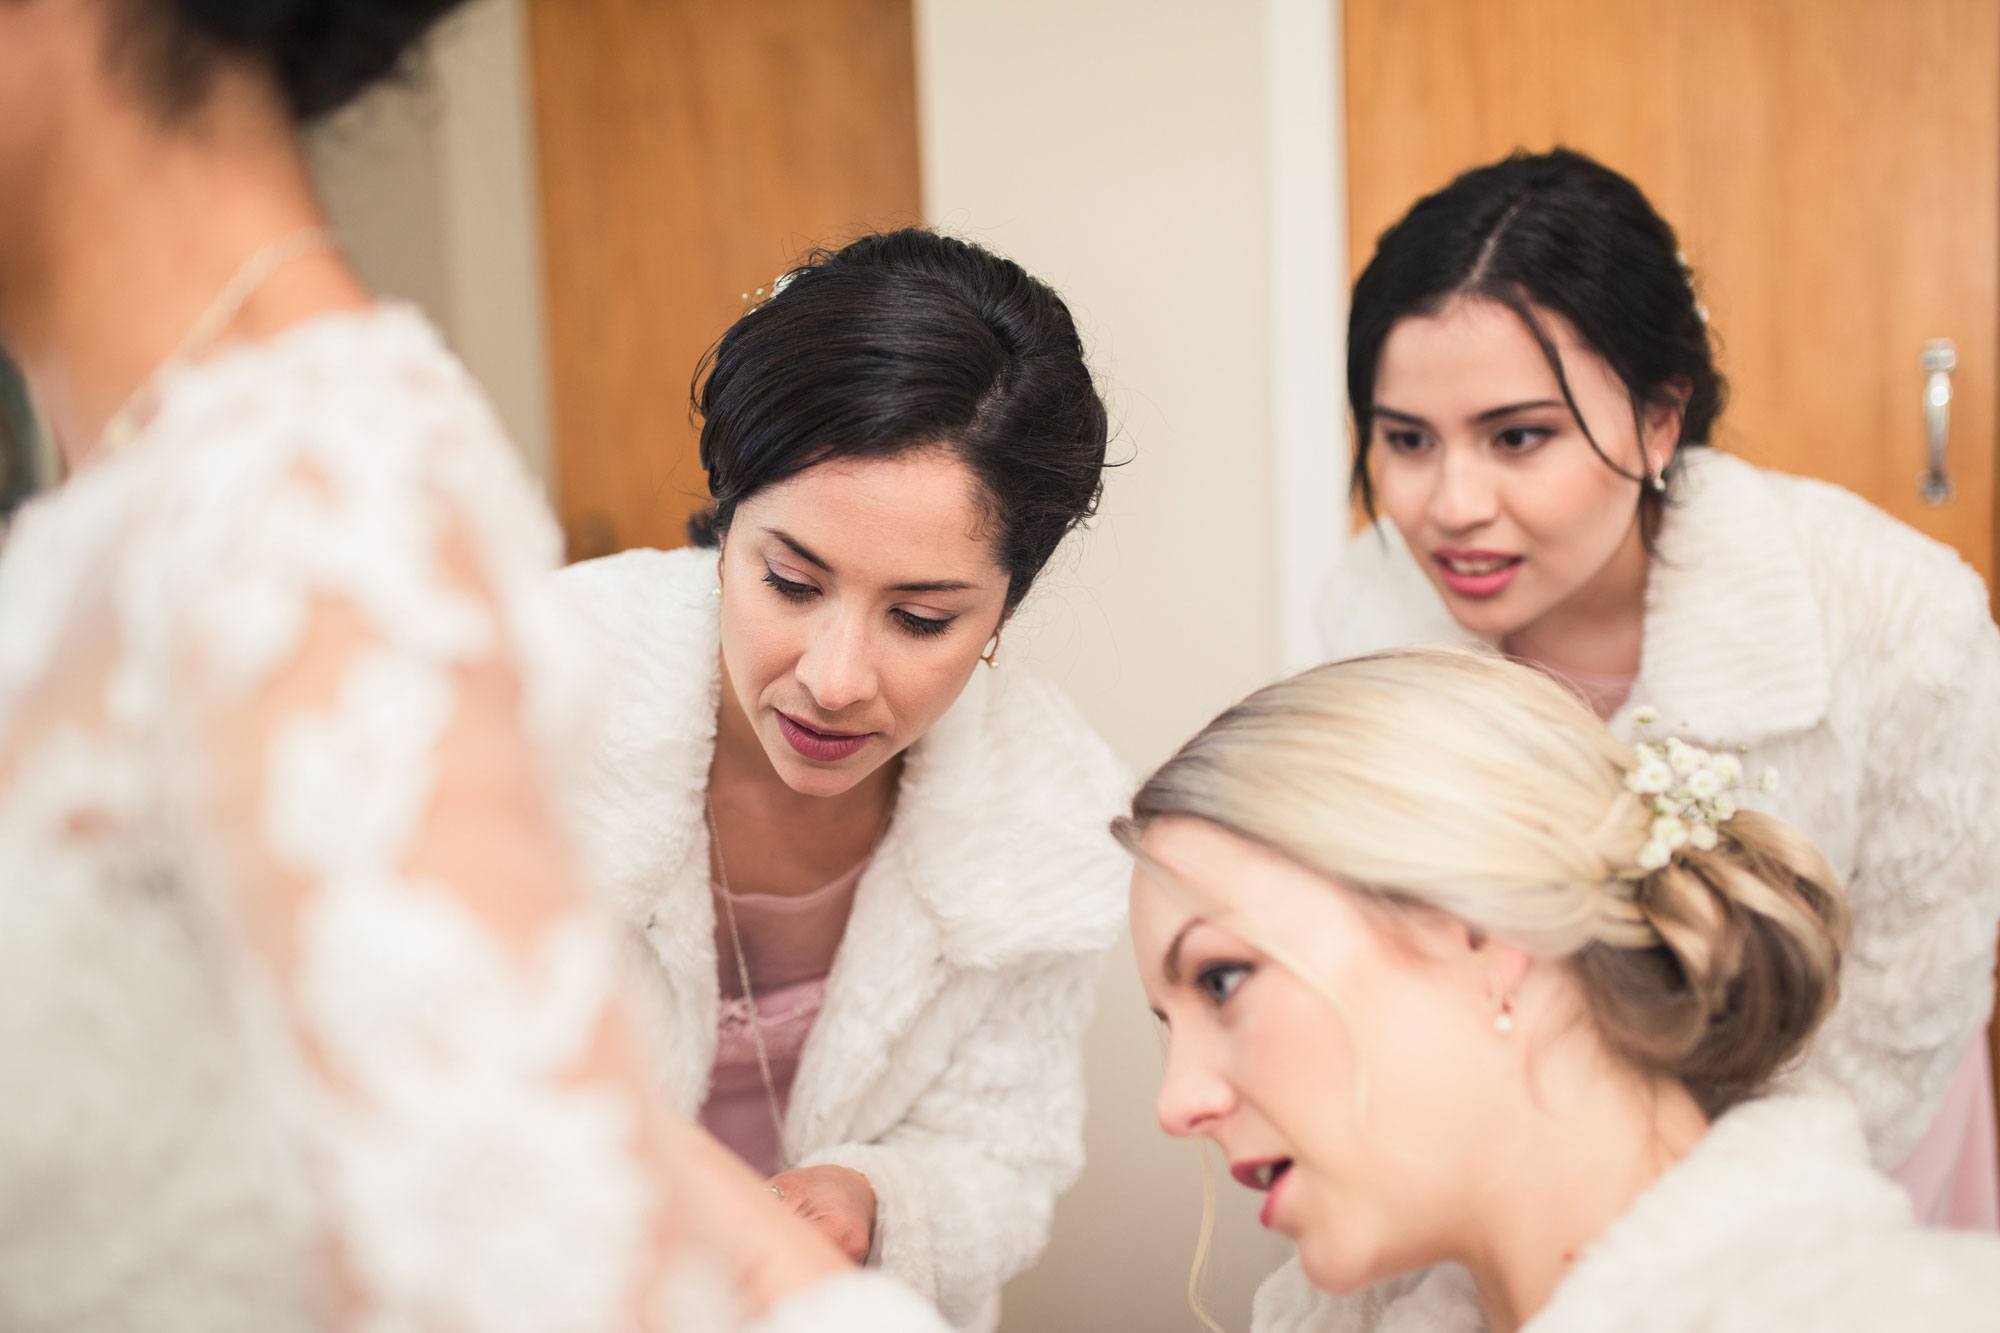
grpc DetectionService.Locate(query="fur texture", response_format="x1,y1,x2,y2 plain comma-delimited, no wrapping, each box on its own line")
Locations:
1251,1095,2000,1332
557,547,1133,1332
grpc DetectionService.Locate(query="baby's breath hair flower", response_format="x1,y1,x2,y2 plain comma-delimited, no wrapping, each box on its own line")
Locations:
1625,713,1772,874
1626,746,1674,796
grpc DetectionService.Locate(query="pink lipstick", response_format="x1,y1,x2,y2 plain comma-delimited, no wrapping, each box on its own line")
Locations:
1433,547,1523,598
776,711,871,763
1231,1158,1295,1229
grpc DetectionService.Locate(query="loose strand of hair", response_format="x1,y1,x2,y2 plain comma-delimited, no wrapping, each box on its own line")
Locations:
1498,292,1650,487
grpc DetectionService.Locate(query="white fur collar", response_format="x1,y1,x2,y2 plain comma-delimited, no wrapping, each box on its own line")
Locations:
1253,1096,1906,1333
1327,449,1831,746
556,546,1132,1121
1528,1094,1907,1331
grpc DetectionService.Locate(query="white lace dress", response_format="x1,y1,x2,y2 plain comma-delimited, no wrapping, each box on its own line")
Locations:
0,307,672,1331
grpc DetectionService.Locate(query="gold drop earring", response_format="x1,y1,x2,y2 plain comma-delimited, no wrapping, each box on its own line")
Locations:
980,631,1001,670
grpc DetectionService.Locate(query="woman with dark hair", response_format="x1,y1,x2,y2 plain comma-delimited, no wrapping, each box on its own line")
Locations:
1319,148,2000,1227
557,228,1129,1331
0,2,825,1327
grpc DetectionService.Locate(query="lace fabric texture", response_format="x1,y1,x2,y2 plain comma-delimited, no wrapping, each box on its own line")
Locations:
0,308,667,1330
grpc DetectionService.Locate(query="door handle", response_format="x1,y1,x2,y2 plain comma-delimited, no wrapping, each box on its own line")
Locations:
1921,338,1956,506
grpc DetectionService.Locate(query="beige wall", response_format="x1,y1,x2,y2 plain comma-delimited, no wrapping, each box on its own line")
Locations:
914,3,1298,1330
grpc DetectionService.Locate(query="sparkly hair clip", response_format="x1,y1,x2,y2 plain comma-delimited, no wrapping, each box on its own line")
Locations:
740,269,798,310
1674,250,1711,327
1624,706,1777,871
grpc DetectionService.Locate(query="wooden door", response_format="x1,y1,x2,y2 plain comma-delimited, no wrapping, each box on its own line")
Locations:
1344,0,1999,589
527,0,922,560
1345,0,2000,1187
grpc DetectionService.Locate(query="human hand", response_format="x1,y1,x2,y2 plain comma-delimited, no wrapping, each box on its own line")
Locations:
659,1119,853,1316
765,1164,878,1264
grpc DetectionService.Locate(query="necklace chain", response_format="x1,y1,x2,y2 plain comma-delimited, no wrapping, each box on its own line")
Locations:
96,225,339,456
706,796,789,1164
706,790,896,1173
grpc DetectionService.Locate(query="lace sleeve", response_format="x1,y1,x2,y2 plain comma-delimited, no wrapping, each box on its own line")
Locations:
159,374,681,1327
205,583,661,1328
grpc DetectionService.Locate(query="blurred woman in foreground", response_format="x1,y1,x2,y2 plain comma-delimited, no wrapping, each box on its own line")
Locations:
0,0,843,1324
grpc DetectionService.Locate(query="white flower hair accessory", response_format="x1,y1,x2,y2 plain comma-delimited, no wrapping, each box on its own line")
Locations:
1624,706,1776,872
1674,251,1711,327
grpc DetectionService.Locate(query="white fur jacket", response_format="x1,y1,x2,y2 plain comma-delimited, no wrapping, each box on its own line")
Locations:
1249,1095,2000,1333
556,547,1132,1332
1318,448,2000,1168
757,1095,2000,1332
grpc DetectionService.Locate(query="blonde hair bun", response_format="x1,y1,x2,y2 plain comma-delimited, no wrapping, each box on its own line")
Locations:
1123,648,1849,1116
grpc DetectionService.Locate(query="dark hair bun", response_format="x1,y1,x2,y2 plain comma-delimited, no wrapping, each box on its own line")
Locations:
137,0,468,120
692,228,1109,608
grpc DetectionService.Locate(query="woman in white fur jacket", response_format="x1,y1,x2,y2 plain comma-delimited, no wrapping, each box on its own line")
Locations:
675,652,2000,1332
561,231,1130,1331
1317,149,2000,1225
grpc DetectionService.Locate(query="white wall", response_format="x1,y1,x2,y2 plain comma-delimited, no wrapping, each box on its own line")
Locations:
917,2,1332,1328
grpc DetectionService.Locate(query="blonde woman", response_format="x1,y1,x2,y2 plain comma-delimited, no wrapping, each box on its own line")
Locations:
686,649,2000,1331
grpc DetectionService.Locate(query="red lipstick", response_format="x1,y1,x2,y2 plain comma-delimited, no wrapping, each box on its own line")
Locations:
776,711,871,763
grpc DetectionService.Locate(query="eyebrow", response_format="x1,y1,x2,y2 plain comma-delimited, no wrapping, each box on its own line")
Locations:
764,528,978,594
1374,399,1568,430
1161,917,1204,987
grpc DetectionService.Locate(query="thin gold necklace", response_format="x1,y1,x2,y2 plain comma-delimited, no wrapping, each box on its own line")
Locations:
95,225,338,456
706,796,788,1160
705,791,896,1167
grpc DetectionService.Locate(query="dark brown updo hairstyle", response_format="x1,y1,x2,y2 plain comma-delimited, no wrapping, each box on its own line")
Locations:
687,228,1110,611
1348,148,1728,541
112,0,471,121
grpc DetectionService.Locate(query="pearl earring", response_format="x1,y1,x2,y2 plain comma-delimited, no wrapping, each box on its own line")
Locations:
1494,1003,1515,1035
1640,445,1668,493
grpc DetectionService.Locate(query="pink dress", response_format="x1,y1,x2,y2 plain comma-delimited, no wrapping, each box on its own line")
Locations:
698,859,867,1177
1891,1035,2000,1229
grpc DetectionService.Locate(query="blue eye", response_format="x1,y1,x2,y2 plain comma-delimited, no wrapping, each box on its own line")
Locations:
1196,962,1251,1006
